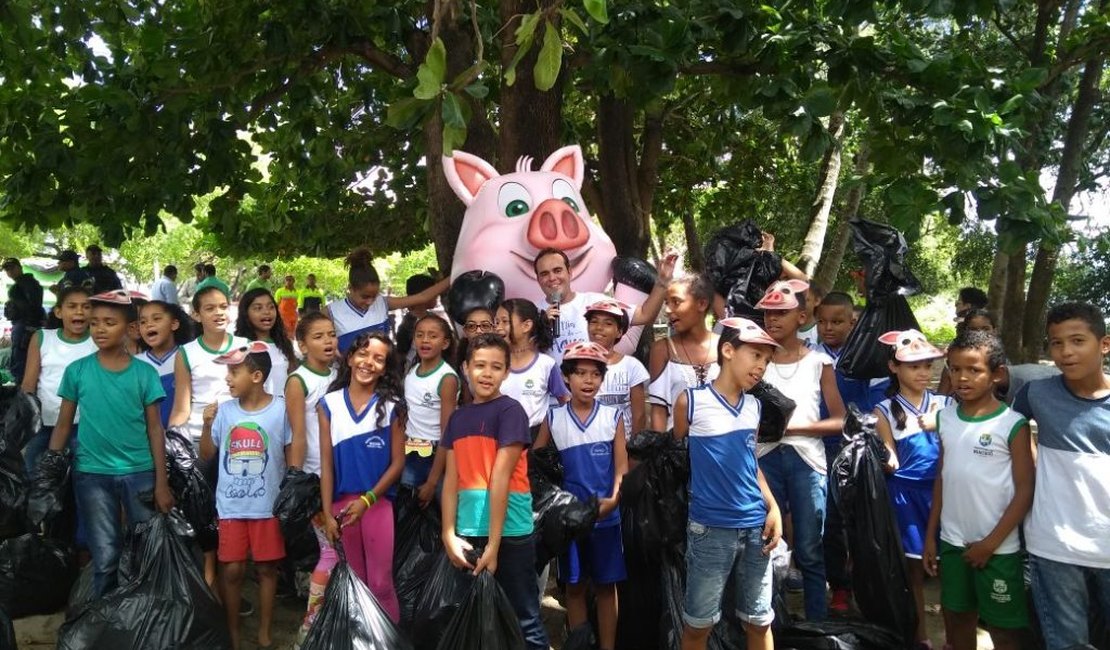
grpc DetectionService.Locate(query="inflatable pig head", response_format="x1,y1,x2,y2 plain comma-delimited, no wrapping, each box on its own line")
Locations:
443,145,618,304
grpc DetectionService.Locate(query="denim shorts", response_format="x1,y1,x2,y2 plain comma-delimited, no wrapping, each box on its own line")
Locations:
682,521,774,629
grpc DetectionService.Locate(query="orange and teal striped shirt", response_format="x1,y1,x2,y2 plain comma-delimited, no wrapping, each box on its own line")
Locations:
441,395,533,537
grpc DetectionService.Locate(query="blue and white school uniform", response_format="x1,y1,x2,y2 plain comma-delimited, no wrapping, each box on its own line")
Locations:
500,352,570,430
136,347,177,428
547,402,625,585
682,384,774,628
875,390,953,558
319,389,399,498
328,296,389,354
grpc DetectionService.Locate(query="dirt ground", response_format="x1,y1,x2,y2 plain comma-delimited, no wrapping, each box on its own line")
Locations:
14,570,997,649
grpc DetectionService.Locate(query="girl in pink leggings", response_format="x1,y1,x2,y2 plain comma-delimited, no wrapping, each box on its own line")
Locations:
311,332,406,629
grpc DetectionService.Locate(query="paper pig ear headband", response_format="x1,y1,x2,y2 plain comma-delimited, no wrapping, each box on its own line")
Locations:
718,317,781,348
755,279,811,311
878,329,944,363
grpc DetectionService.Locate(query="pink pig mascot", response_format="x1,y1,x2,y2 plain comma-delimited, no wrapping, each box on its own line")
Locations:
442,145,652,355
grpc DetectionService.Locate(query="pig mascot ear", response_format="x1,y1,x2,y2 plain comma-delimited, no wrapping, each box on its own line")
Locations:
539,145,585,191
442,150,501,206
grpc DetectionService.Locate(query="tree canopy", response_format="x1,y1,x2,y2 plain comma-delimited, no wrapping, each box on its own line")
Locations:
2,0,1109,360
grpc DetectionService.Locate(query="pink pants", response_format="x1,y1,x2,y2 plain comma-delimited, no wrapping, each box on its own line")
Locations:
316,494,400,622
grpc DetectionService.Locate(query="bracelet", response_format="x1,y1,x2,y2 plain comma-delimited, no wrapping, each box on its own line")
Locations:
364,490,377,506
359,495,372,509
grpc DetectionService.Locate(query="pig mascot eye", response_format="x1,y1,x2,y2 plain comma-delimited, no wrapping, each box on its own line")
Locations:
498,182,533,218
552,179,580,212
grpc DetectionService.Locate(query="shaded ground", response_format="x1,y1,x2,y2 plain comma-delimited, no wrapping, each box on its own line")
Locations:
15,570,990,649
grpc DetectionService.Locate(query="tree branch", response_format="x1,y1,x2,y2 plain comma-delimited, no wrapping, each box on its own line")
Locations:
681,60,763,76
349,38,414,78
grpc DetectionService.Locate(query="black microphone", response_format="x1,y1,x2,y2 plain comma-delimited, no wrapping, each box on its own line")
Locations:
547,291,562,336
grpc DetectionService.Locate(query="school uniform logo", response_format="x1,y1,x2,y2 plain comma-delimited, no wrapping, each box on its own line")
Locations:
973,432,995,457
524,379,535,390
422,392,434,405
990,578,1011,603
590,443,611,457
364,435,386,449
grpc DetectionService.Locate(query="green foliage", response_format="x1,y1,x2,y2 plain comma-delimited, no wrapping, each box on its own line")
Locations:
1054,230,1110,315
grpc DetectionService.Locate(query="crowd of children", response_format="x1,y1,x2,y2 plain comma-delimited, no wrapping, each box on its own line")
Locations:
12,240,1110,650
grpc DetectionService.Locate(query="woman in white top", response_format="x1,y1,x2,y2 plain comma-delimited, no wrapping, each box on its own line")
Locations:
648,275,720,431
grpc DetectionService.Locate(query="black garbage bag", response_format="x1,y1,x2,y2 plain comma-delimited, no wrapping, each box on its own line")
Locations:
616,505,664,650
530,474,598,569
57,512,229,649
621,431,689,564
26,448,71,532
0,532,75,617
435,570,525,650
776,620,906,649
830,407,916,646
836,295,919,380
412,552,477,650
849,219,921,302
528,445,564,485
703,220,783,322
66,563,94,620
0,452,25,538
447,271,505,325
301,541,412,650
0,389,41,456
393,486,443,629
164,427,218,552
750,380,796,443
272,467,322,570
612,256,658,294
837,219,922,380
660,559,686,649
0,605,14,650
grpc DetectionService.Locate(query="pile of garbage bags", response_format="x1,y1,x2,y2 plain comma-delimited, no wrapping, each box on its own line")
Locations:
837,219,922,380
704,219,784,323
529,446,598,569
0,390,75,620
58,512,229,649
435,571,525,650
165,427,218,552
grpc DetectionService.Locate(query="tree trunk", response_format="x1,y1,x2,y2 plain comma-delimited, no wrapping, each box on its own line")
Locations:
987,248,1008,324
1021,52,1105,361
798,112,846,277
497,0,564,168
812,146,869,295
593,94,664,259
1001,247,1027,360
680,204,704,272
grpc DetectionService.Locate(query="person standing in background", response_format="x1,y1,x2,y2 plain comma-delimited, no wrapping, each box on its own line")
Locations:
3,258,45,385
273,275,299,337
179,263,206,306
83,245,123,294
150,265,179,305
298,274,325,315
56,250,92,291
244,264,273,295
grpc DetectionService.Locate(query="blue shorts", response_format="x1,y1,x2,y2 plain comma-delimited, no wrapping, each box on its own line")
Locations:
558,523,626,586
683,522,773,629
889,477,933,559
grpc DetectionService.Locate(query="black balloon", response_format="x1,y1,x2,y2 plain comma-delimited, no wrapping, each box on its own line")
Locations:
447,271,505,325
611,256,658,294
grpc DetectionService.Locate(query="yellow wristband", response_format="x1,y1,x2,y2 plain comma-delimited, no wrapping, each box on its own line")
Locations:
359,495,372,509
